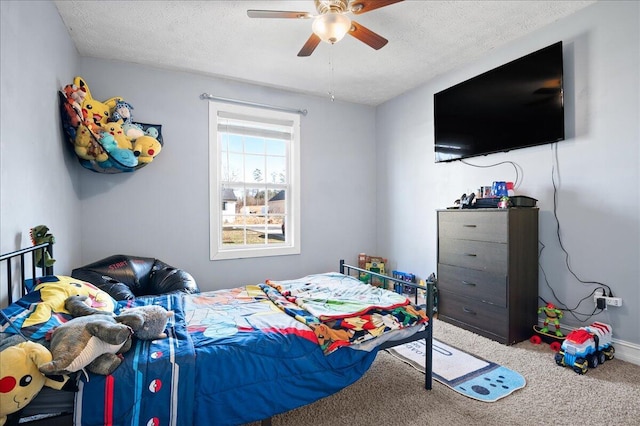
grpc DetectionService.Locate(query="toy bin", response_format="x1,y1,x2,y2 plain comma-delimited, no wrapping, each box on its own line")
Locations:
392,270,416,295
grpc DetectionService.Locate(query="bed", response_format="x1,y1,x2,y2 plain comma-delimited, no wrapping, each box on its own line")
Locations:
1,243,434,426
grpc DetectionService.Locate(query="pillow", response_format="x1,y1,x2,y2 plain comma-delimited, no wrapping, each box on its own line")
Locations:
0,275,116,340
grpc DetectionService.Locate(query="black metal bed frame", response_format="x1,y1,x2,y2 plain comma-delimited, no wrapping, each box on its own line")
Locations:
1,242,53,307
340,259,434,390
1,242,72,426
0,248,433,426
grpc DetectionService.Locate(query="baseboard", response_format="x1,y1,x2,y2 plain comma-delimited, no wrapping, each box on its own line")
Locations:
537,319,640,366
609,338,640,366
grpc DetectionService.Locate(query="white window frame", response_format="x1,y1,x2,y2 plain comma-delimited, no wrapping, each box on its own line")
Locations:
208,101,301,260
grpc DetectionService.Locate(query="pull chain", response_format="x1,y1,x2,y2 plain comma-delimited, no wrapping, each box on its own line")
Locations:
329,48,335,102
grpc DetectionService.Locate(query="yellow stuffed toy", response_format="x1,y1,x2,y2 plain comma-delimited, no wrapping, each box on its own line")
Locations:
60,76,163,173
0,341,61,425
74,122,108,162
100,121,132,150
21,276,116,329
132,135,162,163
70,76,122,163
74,76,122,132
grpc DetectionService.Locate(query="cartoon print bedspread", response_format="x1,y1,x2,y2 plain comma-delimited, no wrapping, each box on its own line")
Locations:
185,285,379,425
75,275,427,425
262,273,429,354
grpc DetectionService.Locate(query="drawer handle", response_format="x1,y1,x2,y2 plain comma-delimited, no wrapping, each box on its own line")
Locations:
464,253,477,257
463,224,477,228
461,280,476,287
463,307,477,315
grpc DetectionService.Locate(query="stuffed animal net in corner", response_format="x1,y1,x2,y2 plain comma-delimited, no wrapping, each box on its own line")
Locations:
59,76,163,174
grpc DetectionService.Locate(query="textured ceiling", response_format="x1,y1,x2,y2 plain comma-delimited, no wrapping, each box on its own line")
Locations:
53,0,596,106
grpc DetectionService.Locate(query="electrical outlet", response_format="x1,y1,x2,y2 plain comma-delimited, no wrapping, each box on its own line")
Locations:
605,297,623,307
594,289,604,307
593,290,623,309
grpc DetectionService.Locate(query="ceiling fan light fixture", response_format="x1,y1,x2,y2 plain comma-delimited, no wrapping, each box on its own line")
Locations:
312,12,352,44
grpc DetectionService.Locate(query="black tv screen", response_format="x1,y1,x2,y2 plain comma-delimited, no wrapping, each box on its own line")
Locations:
434,41,564,163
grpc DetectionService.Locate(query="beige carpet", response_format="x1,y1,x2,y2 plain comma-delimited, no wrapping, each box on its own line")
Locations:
247,319,640,425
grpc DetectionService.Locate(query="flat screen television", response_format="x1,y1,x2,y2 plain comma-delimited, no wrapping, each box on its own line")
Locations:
434,41,564,163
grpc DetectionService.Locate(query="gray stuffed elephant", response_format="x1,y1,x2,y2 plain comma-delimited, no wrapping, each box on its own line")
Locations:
38,296,173,376
38,315,133,376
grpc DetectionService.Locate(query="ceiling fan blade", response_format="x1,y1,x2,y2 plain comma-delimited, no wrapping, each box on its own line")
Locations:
348,21,388,50
298,33,322,57
247,10,312,19
350,0,404,15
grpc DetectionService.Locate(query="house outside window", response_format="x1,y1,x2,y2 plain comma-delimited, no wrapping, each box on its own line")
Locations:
208,101,300,260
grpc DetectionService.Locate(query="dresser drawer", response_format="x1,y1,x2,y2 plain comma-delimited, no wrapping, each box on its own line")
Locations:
438,239,507,274
437,264,507,307
438,291,508,338
438,210,507,243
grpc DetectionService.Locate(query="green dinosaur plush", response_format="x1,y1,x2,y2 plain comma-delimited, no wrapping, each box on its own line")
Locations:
29,225,55,268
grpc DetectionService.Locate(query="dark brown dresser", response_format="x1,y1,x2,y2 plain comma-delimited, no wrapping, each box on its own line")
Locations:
437,208,539,344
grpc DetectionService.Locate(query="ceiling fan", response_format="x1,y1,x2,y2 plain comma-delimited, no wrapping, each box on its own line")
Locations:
247,0,404,57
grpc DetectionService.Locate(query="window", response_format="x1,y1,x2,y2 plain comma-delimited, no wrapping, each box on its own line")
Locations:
208,101,300,260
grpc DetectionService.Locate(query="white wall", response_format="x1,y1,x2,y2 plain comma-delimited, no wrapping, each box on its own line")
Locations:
376,1,640,347
2,0,638,352
0,1,82,304
74,59,378,290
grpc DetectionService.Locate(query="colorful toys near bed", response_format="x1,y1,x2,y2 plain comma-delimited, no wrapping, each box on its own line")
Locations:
554,322,615,374
59,76,163,173
392,270,416,295
357,253,388,287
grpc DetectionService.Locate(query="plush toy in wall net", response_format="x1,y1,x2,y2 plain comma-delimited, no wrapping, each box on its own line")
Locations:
59,76,163,174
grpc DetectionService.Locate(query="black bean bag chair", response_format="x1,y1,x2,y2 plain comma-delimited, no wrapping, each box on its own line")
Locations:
71,255,199,300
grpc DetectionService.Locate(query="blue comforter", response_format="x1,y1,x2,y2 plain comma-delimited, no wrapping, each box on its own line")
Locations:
77,285,379,425
75,293,196,425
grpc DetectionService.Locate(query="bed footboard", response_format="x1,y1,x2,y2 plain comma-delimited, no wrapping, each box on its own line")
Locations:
339,260,434,390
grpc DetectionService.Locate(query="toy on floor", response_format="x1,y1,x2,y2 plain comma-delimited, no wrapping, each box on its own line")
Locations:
530,324,565,352
538,302,564,337
555,322,614,374
357,253,388,287
530,302,565,351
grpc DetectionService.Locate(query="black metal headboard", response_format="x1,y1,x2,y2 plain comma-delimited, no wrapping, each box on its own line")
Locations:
1,242,53,306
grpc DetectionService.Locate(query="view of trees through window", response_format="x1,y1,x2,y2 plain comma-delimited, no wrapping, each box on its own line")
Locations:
209,101,300,260
219,130,287,246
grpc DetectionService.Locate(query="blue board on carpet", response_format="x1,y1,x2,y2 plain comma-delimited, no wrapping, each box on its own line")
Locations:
387,338,525,402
